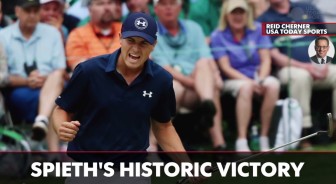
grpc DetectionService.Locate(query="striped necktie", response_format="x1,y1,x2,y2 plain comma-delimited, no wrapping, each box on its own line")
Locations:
321,58,325,64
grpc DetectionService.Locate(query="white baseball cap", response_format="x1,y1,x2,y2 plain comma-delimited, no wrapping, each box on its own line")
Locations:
40,0,64,4
226,0,248,13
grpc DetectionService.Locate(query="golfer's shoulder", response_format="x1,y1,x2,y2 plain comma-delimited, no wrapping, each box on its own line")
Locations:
148,59,173,82
79,54,110,72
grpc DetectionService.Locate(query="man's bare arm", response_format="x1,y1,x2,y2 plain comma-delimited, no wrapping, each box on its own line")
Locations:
52,105,80,142
151,120,191,163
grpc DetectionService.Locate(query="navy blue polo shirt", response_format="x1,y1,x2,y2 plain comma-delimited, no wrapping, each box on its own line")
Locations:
55,48,176,163
258,2,325,62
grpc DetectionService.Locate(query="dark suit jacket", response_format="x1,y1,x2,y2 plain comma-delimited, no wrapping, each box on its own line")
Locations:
310,55,333,64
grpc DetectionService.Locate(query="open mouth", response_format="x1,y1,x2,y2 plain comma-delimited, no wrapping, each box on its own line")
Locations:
129,53,140,61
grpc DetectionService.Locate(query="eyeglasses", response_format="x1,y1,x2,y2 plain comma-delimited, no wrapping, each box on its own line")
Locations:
315,46,329,50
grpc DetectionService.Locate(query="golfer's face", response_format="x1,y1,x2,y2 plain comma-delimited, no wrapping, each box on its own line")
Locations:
315,40,329,58
120,36,155,69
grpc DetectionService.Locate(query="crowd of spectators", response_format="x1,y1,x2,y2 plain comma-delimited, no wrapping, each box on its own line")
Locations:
0,0,335,153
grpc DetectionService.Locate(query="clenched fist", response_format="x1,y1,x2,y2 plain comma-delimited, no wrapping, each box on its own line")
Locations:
58,121,80,142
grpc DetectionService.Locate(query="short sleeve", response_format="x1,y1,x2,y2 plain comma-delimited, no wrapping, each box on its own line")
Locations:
210,31,228,61
151,78,176,123
55,64,89,112
151,43,171,67
255,23,273,49
50,29,66,70
191,21,213,59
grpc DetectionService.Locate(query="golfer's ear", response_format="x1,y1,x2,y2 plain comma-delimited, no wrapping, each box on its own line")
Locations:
152,40,157,47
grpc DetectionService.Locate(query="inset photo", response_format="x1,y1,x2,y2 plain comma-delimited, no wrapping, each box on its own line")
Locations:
308,36,335,64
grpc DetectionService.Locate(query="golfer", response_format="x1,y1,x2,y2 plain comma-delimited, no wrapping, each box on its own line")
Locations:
52,12,199,183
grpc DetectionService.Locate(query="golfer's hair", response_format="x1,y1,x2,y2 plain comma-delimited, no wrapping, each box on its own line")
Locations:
315,36,329,46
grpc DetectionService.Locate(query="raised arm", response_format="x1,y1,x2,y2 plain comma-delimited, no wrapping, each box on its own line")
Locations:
52,105,80,142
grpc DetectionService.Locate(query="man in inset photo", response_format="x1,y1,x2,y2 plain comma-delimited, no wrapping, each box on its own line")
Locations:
310,36,333,64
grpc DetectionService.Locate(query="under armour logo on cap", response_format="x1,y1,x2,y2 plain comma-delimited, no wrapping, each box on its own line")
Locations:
135,18,148,30
121,12,157,45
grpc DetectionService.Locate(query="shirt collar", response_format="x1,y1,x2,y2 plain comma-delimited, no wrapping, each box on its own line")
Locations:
12,21,42,41
91,23,116,37
318,56,327,63
157,19,186,35
105,48,154,77
223,26,252,43
269,2,301,20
